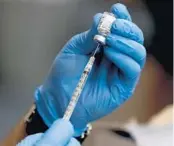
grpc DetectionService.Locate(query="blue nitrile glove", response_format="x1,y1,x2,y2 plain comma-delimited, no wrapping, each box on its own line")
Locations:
35,3,146,136
17,119,80,146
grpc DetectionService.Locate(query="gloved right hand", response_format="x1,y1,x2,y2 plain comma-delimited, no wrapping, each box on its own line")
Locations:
35,3,146,137
17,119,80,146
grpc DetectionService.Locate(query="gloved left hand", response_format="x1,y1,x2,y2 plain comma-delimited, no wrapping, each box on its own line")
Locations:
35,3,146,137
17,119,80,146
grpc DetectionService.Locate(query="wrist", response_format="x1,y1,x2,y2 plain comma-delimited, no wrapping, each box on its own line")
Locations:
35,87,89,137
36,103,88,137
36,105,91,137
25,104,92,144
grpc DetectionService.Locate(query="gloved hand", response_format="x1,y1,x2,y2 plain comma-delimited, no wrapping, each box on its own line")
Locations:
17,119,80,146
35,3,146,136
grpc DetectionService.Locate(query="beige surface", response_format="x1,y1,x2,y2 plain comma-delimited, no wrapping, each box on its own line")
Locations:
148,105,173,126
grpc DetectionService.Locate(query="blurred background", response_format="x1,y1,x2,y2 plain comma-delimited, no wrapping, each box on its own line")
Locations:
0,0,173,145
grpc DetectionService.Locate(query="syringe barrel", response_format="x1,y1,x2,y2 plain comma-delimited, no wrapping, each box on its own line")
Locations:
63,56,95,120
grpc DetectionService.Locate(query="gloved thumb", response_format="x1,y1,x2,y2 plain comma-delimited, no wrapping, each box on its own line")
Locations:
62,13,102,55
17,133,43,146
35,119,74,146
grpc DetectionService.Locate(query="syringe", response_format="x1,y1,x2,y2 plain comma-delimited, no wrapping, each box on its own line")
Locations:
63,44,101,120
63,12,116,121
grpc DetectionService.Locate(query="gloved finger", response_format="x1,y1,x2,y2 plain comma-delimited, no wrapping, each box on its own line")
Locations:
63,13,102,55
35,119,74,146
111,3,132,21
67,138,81,146
17,133,43,146
104,47,141,79
111,19,144,44
106,34,146,68
97,56,111,81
